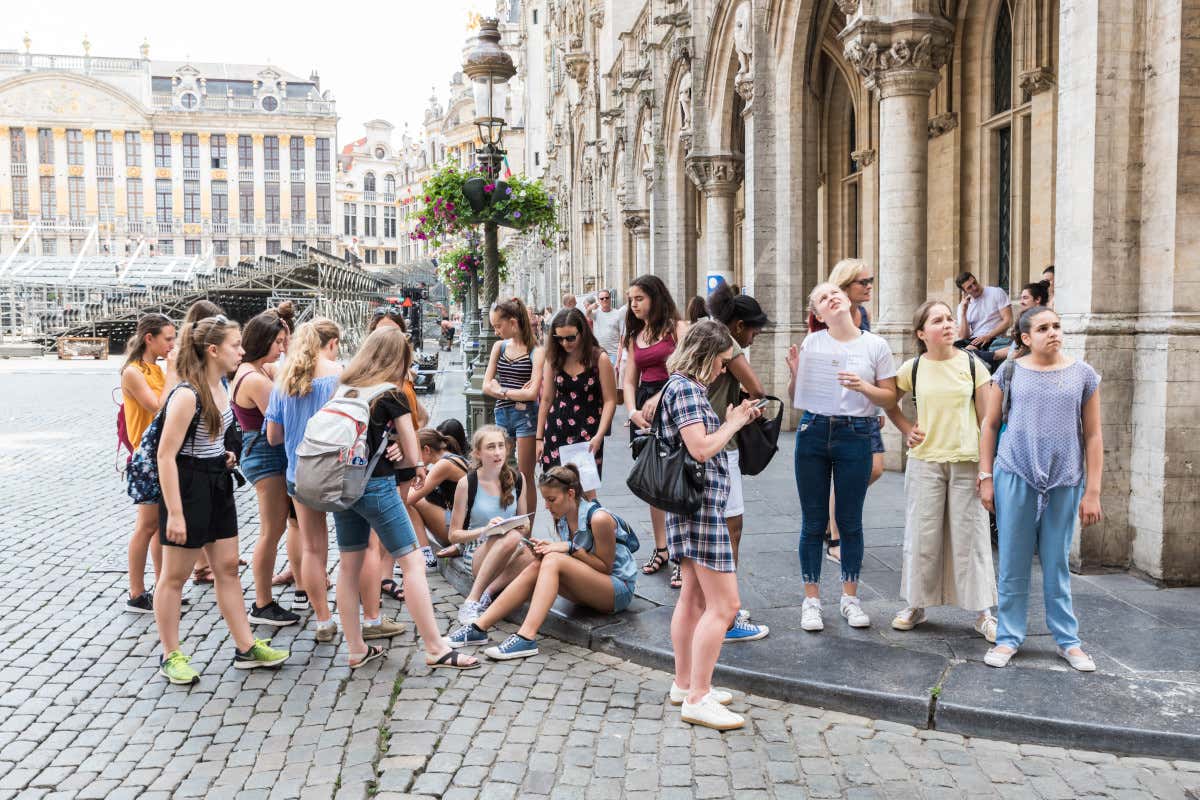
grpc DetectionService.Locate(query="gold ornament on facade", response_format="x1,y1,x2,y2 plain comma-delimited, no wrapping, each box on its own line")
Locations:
112,129,125,140
304,135,316,146
279,135,290,146
211,169,227,180
82,129,95,141
126,166,142,178
198,132,211,143
156,168,171,179
141,130,154,143
0,126,8,137
38,165,54,177
52,127,66,139
184,224,201,235
169,132,183,144
252,133,264,144
68,166,84,177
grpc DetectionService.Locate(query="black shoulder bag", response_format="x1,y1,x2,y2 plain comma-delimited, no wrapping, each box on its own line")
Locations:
625,378,706,515
736,395,784,476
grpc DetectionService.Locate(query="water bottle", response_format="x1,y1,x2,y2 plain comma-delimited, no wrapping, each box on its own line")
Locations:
349,438,368,466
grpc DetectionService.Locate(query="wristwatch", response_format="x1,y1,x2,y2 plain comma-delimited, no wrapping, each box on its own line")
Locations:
978,472,993,481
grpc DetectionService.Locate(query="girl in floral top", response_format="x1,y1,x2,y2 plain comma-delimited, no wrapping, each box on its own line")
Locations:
535,308,617,499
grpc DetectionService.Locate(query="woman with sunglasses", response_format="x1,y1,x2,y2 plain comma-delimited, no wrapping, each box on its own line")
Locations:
535,308,617,501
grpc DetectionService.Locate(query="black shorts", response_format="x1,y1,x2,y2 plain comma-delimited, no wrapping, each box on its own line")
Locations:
159,455,239,549
394,467,417,485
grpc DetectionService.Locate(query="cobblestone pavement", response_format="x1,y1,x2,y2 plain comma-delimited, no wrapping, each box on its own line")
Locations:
1,362,1199,800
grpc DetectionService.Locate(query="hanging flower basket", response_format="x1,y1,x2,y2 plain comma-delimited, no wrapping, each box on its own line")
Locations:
437,243,509,304
409,163,558,248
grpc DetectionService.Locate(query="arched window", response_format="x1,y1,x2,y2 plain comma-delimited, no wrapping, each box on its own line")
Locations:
991,0,1016,291
364,172,376,193
993,0,1013,114
384,174,396,195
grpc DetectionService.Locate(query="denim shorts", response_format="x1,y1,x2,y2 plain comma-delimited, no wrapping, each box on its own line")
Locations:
495,403,538,439
331,476,419,557
869,424,885,455
612,576,635,613
240,430,287,485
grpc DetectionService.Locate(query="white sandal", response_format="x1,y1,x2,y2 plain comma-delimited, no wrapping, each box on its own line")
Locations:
1057,647,1096,672
984,646,1015,668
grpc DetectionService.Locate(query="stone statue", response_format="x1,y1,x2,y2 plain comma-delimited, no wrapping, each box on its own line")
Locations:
678,70,692,131
733,2,753,80
640,113,653,167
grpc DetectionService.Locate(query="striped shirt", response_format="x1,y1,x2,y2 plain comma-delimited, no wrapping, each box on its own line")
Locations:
181,403,234,458
494,341,533,410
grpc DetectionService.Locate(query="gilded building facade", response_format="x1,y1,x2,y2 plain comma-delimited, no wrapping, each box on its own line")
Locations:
0,40,338,265
524,0,1200,584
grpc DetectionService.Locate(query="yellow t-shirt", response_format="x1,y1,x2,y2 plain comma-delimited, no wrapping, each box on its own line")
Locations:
895,351,991,463
123,360,166,447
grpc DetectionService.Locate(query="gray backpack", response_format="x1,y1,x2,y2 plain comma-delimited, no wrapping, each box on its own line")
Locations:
293,382,397,512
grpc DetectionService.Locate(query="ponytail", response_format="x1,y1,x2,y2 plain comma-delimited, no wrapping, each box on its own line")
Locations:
122,313,174,371
494,297,536,352
174,316,239,439
277,317,339,396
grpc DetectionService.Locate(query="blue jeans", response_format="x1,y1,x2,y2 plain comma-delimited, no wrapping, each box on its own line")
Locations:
332,476,420,557
994,468,1083,650
794,413,874,584
495,403,538,438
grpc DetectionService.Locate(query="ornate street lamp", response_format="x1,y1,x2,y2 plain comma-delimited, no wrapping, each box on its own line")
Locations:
462,17,515,435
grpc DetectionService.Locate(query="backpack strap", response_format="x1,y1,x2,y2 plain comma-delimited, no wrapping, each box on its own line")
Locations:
910,354,922,405
968,350,977,405
465,470,479,526
998,360,1016,427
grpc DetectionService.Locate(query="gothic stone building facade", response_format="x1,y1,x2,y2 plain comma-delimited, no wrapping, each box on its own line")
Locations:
525,0,1200,584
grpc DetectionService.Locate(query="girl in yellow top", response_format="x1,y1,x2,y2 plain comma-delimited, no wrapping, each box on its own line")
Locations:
884,300,998,641
121,313,178,613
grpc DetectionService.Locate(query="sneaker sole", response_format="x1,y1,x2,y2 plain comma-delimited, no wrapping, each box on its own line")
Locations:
801,621,824,632
125,605,155,614
723,629,770,643
485,647,538,661
159,667,199,685
680,712,745,731
669,694,733,707
447,637,489,649
234,655,288,669
363,627,406,640
891,618,924,631
248,614,300,627
315,627,337,643
845,618,871,628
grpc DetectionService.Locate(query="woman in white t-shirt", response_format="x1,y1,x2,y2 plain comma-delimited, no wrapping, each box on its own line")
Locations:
786,283,897,633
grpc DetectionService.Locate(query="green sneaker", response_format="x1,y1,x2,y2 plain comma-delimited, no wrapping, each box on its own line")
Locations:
234,638,289,669
160,650,200,685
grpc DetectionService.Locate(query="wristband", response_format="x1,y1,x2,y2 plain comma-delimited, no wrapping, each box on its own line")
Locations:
568,541,578,556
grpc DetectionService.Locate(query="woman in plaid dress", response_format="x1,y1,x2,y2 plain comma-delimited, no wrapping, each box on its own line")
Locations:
656,320,763,731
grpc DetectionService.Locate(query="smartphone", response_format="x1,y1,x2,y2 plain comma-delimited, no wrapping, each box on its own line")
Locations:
753,399,770,410
517,537,537,551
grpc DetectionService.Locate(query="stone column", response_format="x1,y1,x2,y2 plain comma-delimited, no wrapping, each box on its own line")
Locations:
25,128,40,219
622,210,649,277
0,127,11,218
685,153,744,292
279,134,292,240
1020,67,1057,278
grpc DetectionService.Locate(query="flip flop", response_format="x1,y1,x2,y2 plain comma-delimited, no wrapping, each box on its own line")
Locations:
349,645,386,670
381,579,404,602
427,649,480,670
192,568,214,585
436,544,462,559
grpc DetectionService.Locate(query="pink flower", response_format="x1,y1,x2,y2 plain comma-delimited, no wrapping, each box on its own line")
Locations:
586,417,595,425
484,183,495,193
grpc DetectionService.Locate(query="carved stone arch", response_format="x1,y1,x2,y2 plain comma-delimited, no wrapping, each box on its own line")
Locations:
0,72,150,127
661,60,692,155
699,0,749,150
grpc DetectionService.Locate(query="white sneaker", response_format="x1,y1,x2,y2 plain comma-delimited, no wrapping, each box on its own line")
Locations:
974,614,998,643
423,546,438,572
801,597,824,632
1057,646,1096,672
669,682,732,706
457,600,483,625
840,595,871,628
891,607,926,631
680,693,745,731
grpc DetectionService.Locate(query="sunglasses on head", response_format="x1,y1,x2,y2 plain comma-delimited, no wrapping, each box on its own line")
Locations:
374,305,403,317
552,333,578,343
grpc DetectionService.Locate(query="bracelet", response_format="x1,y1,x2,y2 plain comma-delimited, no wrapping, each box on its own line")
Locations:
535,438,544,442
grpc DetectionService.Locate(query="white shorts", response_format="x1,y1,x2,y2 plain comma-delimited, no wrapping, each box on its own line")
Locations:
725,448,745,518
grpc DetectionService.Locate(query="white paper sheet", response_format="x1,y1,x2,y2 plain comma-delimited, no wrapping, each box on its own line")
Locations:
793,350,847,415
557,441,603,492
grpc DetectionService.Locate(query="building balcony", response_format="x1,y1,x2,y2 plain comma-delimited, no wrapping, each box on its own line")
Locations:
148,92,336,116
265,222,285,235
316,223,332,235
364,191,377,203
127,219,144,233
315,171,331,183
290,169,305,183
96,164,114,178
211,221,229,234
264,169,280,183
238,168,254,182
183,168,200,180
0,50,144,75
10,162,26,177
382,193,396,203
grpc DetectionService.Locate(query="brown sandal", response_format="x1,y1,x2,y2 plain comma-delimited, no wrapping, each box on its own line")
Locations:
192,567,214,584
642,547,669,575
428,649,480,670
436,544,462,559
349,645,386,670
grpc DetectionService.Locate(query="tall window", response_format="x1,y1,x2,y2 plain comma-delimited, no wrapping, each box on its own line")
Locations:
364,249,377,265
317,191,331,225
184,180,201,223
267,239,281,256
12,177,28,220
98,179,114,220
155,178,173,224
95,131,113,167
10,128,26,163
384,206,396,238
212,181,228,223
210,134,227,169
238,135,253,168
343,202,357,236
68,176,85,220
42,238,56,256
291,191,305,222
315,138,330,171
384,174,395,196
66,129,84,165
213,239,229,256
241,239,255,257
384,250,397,265
38,128,54,164
125,132,141,167
290,140,304,172
183,133,199,170
363,205,376,237
127,179,143,220
185,239,201,256
364,172,376,193
154,133,171,168
993,1,1013,117
992,0,1015,292
264,135,279,171
265,184,280,224
39,175,56,216
158,240,174,256
239,182,255,224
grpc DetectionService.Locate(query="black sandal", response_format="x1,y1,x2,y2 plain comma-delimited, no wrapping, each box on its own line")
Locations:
381,579,404,602
349,645,386,670
428,649,480,670
670,562,682,589
825,532,841,565
642,546,669,575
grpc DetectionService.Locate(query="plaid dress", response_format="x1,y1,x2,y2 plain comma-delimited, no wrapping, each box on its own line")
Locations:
658,373,734,573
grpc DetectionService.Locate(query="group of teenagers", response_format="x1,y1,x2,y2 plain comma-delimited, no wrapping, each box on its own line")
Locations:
116,256,1103,734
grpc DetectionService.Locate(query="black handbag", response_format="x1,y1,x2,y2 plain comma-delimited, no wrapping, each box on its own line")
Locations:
736,395,783,476
625,380,706,515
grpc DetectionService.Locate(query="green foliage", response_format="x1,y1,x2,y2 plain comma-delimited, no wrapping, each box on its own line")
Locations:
437,243,509,304
410,163,559,248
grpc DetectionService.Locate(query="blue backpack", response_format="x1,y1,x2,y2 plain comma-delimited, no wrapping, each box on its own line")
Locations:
582,501,641,555
126,383,202,505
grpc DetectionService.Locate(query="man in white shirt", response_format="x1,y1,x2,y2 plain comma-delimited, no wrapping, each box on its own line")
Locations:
586,288,626,403
955,272,1012,364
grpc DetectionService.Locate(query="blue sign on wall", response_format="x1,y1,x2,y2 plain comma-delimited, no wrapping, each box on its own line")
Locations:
706,274,727,295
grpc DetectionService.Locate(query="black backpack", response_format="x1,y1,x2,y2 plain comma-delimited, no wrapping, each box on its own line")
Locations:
910,351,981,408
464,469,524,525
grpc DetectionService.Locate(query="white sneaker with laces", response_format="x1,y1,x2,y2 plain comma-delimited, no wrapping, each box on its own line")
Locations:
801,597,824,632
669,682,732,706
680,693,745,731
457,600,483,625
974,613,998,643
840,595,871,628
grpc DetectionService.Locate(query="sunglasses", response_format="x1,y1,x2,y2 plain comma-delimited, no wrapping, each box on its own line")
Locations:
374,305,403,316
552,334,579,343
598,295,610,301
853,278,875,287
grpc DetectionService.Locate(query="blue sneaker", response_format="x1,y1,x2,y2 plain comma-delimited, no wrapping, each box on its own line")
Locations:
724,617,769,643
484,634,538,660
446,624,489,648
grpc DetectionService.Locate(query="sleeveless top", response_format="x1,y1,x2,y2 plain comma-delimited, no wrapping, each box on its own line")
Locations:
123,360,166,447
180,400,234,459
231,370,266,432
555,499,638,587
632,335,674,384
467,477,519,529
428,453,469,510
494,341,533,410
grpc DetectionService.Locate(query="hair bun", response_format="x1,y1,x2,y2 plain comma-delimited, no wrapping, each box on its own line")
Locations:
276,300,296,323
560,462,581,478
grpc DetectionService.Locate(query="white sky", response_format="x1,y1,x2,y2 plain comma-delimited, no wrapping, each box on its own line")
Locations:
8,0,493,145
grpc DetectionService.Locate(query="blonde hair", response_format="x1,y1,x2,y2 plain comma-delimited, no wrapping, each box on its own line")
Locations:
666,319,733,381
175,316,240,439
828,258,870,292
339,327,411,389
470,424,518,508
277,317,340,396
911,300,955,354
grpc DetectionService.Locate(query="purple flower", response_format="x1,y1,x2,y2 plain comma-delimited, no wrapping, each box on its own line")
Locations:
506,187,513,196
513,211,521,219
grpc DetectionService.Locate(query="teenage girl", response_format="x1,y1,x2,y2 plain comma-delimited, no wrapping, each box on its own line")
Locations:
232,307,301,628
446,464,638,659
155,316,289,684
623,274,689,587
405,428,470,552
447,425,533,626
535,307,617,501
122,313,178,613
328,328,476,669
483,297,543,525
266,318,342,641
